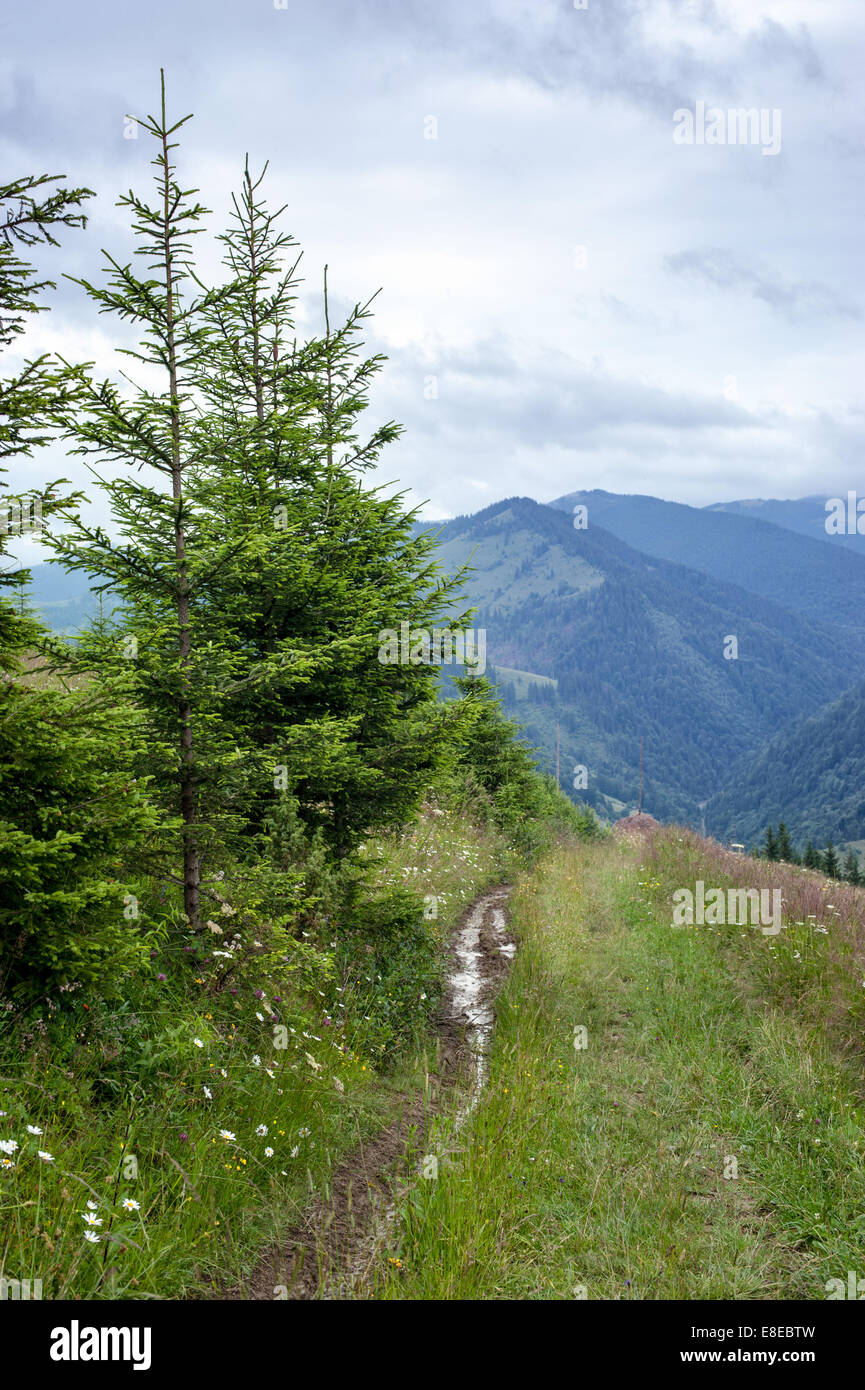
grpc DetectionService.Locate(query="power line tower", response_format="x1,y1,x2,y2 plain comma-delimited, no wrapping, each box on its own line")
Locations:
639,737,643,815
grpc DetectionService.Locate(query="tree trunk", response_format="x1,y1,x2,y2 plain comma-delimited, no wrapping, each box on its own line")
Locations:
161,92,200,931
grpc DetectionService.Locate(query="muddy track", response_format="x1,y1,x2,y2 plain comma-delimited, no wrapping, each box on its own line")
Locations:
229,884,513,1301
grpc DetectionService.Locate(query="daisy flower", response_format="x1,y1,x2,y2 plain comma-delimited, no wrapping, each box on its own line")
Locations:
256,1124,268,1137
264,1147,274,1158
203,1086,212,1100
219,1129,236,1142
84,1230,100,1244
121,1198,140,1212
37,1151,54,1163
82,1212,103,1227
193,1038,204,1049
26,1124,43,1136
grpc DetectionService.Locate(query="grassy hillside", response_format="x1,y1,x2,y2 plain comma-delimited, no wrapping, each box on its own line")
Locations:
0,788,584,1299
374,828,865,1299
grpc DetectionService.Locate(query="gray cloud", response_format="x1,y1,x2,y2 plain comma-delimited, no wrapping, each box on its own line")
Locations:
0,0,861,527
664,247,860,321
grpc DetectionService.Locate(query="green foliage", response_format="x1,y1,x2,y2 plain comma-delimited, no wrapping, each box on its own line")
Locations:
0,172,92,474
803,839,821,869
776,822,794,862
0,169,167,1010
0,677,166,1008
45,86,476,944
334,885,442,1062
447,672,600,855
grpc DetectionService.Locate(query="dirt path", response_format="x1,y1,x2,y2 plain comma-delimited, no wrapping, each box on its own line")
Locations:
231,884,514,1300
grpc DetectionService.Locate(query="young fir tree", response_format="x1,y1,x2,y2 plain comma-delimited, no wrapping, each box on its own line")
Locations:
803,839,820,870
776,821,794,863
842,848,861,886
822,840,840,879
187,165,474,860
763,825,779,861
47,77,260,930
0,173,163,1009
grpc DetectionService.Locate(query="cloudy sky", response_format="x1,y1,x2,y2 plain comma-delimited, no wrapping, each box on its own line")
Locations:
2,0,863,530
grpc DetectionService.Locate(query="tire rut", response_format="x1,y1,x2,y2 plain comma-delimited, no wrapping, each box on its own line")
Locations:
228,884,514,1301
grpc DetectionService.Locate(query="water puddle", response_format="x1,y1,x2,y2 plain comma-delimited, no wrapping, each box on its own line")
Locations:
334,885,513,1295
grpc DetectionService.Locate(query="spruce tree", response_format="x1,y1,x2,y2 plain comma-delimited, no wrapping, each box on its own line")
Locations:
803,839,820,869
764,825,779,861
187,165,473,859
47,88,475,931
822,841,839,878
47,76,255,930
776,821,793,862
0,172,163,1008
842,849,861,886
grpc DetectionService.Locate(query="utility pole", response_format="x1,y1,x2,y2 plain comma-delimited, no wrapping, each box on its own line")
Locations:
639,737,643,815
555,721,560,788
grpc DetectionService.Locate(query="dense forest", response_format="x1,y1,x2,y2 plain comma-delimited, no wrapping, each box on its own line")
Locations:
706,679,865,849
428,498,865,829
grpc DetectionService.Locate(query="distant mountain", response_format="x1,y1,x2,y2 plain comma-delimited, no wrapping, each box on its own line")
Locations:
23,496,865,844
426,498,865,825
9,562,100,634
704,495,865,553
548,489,865,632
705,678,865,849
